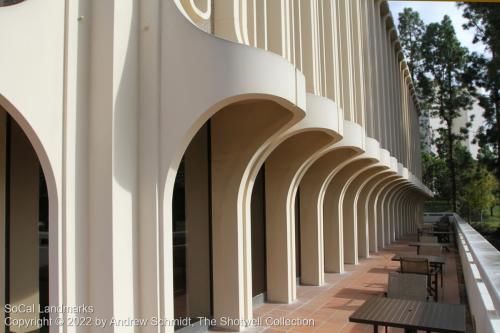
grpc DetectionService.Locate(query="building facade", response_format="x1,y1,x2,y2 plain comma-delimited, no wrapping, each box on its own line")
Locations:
0,0,432,332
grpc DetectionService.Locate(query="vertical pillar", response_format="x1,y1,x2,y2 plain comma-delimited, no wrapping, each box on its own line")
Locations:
322,0,341,103
326,159,375,267
265,132,332,303
266,0,283,56
299,149,359,284
399,196,407,237
88,2,140,331
391,189,403,240
350,167,383,258
299,0,321,94
337,0,354,120
365,172,396,253
9,121,40,332
210,102,292,329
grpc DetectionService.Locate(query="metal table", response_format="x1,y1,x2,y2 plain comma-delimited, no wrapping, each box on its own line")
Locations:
392,254,446,287
349,296,466,333
418,230,454,242
409,242,452,254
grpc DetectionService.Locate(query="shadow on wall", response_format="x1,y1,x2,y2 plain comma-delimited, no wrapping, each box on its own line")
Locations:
0,0,24,6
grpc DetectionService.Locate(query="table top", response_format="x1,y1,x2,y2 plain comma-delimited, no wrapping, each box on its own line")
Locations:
409,242,452,247
392,254,446,264
349,296,465,333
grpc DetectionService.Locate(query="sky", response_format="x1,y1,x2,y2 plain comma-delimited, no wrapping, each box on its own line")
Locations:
388,1,487,157
388,1,487,55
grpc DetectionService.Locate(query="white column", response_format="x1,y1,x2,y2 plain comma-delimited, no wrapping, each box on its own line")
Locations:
324,159,375,268
265,131,332,303
88,2,140,331
348,166,386,259
299,148,359,284
211,102,293,329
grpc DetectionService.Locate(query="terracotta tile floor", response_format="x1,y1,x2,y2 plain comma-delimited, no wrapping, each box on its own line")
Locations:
251,235,462,333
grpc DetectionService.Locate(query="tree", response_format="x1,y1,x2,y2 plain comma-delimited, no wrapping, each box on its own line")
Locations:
461,3,500,181
420,16,474,212
398,8,426,83
421,151,447,195
460,164,498,222
398,8,433,151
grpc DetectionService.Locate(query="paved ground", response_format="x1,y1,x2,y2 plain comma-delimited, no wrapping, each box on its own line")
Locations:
250,235,461,333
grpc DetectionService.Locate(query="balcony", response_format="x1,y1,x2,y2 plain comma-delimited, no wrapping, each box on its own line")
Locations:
238,213,500,333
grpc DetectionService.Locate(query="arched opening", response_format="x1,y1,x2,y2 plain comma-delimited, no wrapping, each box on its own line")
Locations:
172,122,212,328
1,107,50,333
169,98,297,330
250,166,266,304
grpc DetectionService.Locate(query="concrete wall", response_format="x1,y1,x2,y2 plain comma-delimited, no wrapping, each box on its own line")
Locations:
0,0,433,332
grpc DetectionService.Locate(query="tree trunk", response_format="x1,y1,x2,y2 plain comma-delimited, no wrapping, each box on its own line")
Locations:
495,94,500,180
447,122,457,212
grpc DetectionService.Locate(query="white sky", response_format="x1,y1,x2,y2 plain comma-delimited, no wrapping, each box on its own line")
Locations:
388,1,487,55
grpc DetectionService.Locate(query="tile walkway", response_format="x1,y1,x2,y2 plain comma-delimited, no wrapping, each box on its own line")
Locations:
249,236,462,333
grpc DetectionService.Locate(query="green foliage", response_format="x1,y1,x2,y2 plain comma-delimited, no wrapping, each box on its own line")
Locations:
398,8,426,83
424,200,451,213
419,15,474,211
397,6,500,218
460,3,500,181
421,16,473,126
459,164,498,221
421,151,447,194
398,8,433,148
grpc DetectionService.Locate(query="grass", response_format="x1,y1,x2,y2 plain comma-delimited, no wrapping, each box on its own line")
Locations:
470,206,500,250
424,201,500,249
471,205,500,226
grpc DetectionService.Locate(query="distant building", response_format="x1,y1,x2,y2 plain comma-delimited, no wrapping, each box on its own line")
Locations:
429,99,484,158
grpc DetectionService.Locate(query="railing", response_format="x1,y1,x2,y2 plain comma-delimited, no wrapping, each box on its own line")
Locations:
424,212,500,333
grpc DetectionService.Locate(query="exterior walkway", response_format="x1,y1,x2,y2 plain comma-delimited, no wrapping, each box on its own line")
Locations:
251,236,462,333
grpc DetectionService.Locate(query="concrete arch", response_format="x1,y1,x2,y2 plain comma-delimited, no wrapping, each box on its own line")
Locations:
381,180,412,244
264,94,342,304
375,174,408,248
353,148,393,256
367,170,400,251
352,165,388,259
341,158,397,263
164,96,300,330
159,2,310,329
399,187,422,236
387,183,416,241
298,120,365,285
324,157,378,272
321,136,382,272
336,138,382,266
0,95,60,331
377,165,413,245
